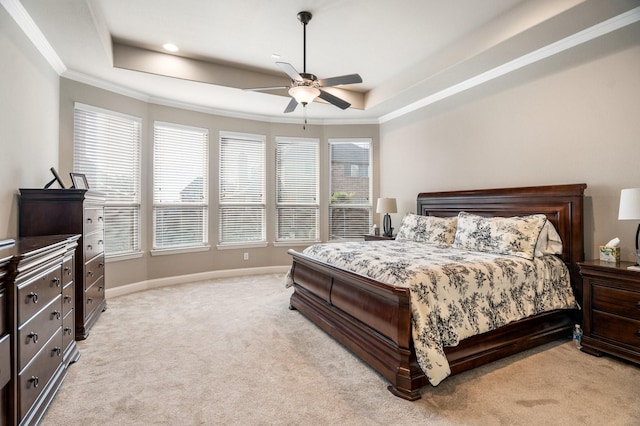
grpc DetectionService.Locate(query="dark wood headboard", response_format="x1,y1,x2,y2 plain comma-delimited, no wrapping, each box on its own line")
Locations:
416,183,587,300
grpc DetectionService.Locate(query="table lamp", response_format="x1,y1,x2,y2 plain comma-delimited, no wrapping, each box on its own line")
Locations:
376,198,397,237
618,188,640,266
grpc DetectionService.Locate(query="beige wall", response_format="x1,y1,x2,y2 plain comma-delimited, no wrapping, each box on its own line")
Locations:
379,22,640,262
59,79,380,288
0,6,60,238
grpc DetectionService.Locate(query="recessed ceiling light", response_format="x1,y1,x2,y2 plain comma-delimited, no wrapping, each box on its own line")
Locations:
271,53,281,59
163,43,179,52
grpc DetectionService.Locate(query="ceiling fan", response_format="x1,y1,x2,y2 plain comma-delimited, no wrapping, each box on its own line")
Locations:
245,11,363,114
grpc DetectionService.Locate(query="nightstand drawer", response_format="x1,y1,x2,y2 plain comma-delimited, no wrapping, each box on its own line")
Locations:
592,285,640,320
592,311,640,348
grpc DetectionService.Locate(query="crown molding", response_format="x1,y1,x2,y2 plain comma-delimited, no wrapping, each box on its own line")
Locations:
1,0,66,74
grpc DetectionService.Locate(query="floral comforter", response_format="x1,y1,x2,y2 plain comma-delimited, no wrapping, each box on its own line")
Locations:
290,240,577,386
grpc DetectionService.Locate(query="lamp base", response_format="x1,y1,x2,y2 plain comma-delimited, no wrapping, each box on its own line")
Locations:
383,214,393,237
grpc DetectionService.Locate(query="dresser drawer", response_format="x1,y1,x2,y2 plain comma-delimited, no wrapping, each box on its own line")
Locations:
85,255,105,290
592,310,640,348
0,334,9,388
62,309,74,354
62,282,74,317
62,256,74,286
18,295,62,370
18,330,63,419
592,284,640,320
85,276,105,311
84,207,105,234
84,231,104,260
0,289,5,335
17,265,62,324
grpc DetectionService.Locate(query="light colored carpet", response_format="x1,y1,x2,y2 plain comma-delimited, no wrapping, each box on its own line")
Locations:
42,274,639,425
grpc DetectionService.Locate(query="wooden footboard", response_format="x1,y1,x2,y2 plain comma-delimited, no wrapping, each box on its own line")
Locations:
288,183,586,400
288,250,428,400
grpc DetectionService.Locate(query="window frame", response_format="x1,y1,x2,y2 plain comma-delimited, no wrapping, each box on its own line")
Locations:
73,102,142,260
217,131,267,249
274,136,320,245
328,138,373,241
151,121,210,255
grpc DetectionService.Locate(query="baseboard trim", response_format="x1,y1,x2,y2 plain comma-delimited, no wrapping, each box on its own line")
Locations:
106,265,291,298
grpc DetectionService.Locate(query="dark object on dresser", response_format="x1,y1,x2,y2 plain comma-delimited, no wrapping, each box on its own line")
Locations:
19,189,107,340
1,235,80,425
578,260,640,365
288,183,586,400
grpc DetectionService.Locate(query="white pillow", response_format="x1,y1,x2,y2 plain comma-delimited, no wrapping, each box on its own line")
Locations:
534,220,563,257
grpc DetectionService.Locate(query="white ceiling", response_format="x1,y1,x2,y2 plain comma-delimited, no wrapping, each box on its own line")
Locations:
7,0,640,123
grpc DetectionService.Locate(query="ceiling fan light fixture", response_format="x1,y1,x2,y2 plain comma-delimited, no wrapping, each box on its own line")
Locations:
288,85,320,105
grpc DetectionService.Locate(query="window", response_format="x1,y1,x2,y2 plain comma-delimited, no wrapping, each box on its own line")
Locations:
219,132,266,246
275,137,319,242
153,122,209,251
329,139,372,240
73,103,141,257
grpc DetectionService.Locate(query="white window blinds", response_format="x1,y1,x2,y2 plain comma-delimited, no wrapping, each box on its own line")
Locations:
73,103,141,257
153,122,209,250
276,137,319,242
329,139,372,240
219,132,266,245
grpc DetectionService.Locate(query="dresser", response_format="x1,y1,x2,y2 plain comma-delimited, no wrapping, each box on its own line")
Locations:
0,251,10,425
578,260,640,365
19,189,107,341
0,235,80,425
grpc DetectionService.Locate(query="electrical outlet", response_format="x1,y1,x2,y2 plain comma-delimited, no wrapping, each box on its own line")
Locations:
243,252,249,261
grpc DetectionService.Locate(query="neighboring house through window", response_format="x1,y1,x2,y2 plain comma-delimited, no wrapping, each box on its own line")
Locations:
329,138,372,240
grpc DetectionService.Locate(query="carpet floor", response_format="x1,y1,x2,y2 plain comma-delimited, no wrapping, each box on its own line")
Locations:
41,273,639,425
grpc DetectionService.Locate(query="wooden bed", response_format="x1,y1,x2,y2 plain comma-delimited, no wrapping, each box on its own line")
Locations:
287,183,587,400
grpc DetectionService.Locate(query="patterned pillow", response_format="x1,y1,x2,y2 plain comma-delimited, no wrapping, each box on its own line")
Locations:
395,213,458,246
453,212,547,259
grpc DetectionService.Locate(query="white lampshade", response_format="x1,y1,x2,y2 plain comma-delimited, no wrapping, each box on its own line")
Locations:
618,188,640,220
288,85,320,105
376,198,397,214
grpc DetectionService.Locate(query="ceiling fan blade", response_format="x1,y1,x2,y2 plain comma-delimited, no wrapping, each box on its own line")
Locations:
318,74,362,87
243,86,289,92
284,97,298,113
318,90,351,110
276,62,303,82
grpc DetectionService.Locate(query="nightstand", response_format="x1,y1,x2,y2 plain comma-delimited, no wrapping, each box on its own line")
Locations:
363,234,395,241
577,260,640,365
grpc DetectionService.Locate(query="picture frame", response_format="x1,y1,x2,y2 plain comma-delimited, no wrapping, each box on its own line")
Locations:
45,167,66,189
70,172,89,190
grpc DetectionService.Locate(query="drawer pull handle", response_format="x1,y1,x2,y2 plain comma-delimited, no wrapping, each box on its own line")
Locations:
87,244,92,250
98,240,103,245
87,218,92,223
64,266,72,275
28,292,38,303
87,271,94,277
98,216,104,222
52,310,61,320
87,298,93,304
64,327,72,336
53,346,62,357
53,277,61,287
99,262,104,269
30,376,39,388
99,285,104,292
28,332,38,344
64,295,72,303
